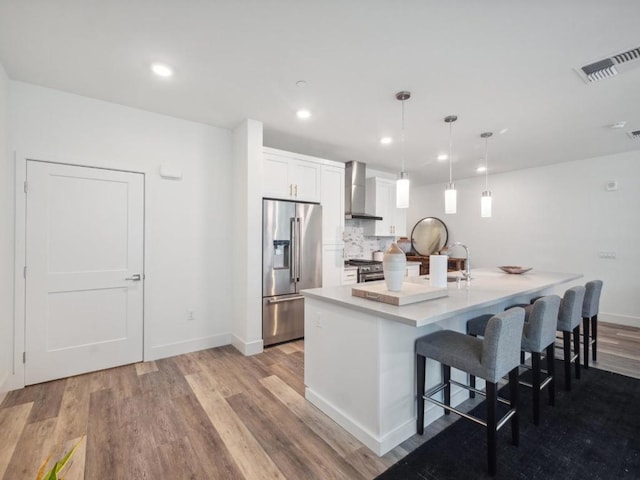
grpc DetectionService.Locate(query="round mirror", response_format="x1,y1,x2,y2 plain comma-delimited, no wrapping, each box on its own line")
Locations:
410,217,448,256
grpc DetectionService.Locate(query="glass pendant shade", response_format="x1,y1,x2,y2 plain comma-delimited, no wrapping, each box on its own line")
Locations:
480,131,493,218
444,115,458,215
396,172,410,208
481,190,492,217
395,91,411,209
445,183,457,214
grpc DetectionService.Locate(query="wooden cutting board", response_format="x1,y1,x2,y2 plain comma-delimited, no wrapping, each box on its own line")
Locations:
352,282,448,306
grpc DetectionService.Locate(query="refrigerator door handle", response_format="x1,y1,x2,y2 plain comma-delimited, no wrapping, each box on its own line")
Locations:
290,217,298,282
268,295,304,304
296,217,302,282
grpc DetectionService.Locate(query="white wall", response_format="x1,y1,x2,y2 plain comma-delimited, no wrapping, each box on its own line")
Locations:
0,63,12,397
407,151,640,326
9,82,234,382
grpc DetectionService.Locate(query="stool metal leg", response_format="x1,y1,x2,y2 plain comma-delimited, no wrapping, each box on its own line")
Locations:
443,364,451,415
486,381,498,475
531,352,541,425
583,316,590,369
563,331,571,391
469,373,476,399
509,367,519,447
469,333,477,399
546,344,555,406
573,325,581,380
592,314,598,361
416,353,425,435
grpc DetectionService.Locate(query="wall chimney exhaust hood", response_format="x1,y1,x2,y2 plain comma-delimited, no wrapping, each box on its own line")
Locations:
344,161,383,220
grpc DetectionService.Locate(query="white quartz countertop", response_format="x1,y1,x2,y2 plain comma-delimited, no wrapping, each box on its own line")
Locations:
303,268,582,327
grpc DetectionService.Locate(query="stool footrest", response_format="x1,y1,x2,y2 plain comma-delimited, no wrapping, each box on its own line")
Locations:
448,378,511,406
423,379,514,430
519,375,552,391
422,386,516,432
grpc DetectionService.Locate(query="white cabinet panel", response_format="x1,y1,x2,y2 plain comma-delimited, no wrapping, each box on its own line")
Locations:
291,159,321,202
321,164,345,245
323,245,344,287
342,268,358,285
263,153,292,199
262,151,321,202
364,177,407,237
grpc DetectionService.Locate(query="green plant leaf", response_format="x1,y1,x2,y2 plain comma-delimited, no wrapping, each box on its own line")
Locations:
38,437,83,480
36,456,51,480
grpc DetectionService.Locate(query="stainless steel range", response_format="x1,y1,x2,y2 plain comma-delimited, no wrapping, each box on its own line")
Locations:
346,259,384,283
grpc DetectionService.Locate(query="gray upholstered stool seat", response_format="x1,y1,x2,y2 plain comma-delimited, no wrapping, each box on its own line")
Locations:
416,309,525,475
557,286,586,390
582,280,603,369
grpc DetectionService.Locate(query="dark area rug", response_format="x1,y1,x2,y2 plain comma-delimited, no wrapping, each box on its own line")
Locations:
375,363,640,480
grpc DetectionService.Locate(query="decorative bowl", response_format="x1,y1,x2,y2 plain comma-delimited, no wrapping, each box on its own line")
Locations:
499,266,532,274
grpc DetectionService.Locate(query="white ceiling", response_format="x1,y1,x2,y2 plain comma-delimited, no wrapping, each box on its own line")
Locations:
1,1,639,185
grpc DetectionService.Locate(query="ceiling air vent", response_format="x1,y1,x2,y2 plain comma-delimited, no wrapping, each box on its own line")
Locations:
627,130,640,140
576,46,640,84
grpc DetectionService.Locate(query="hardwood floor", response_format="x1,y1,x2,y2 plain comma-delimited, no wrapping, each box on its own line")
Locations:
1,322,638,480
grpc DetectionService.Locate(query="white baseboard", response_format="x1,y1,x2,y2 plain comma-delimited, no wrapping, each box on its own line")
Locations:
230,335,264,356
148,333,231,361
600,312,640,328
305,385,472,456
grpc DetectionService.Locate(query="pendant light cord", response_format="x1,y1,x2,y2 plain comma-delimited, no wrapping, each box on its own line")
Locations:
401,98,405,173
484,135,489,190
448,121,453,183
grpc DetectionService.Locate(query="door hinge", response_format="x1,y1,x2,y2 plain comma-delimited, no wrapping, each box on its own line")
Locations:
23,266,27,278
23,352,26,364
23,181,28,193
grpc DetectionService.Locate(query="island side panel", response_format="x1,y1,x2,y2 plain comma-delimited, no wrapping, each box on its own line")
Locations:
304,297,383,453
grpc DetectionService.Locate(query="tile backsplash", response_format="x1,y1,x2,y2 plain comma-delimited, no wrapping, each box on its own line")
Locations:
343,220,394,260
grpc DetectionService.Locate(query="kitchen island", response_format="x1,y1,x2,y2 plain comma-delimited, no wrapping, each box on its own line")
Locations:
301,268,581,455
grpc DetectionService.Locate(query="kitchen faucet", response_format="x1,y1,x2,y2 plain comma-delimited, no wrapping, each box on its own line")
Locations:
451,242,471,284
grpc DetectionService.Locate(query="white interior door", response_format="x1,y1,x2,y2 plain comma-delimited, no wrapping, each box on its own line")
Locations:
25,160,144,385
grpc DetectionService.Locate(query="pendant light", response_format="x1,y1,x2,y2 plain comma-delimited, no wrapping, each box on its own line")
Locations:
444,115,458,214
396,91,411,209
480,132,493,218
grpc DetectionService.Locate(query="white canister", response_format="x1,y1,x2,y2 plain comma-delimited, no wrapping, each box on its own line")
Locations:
383,243,406,292
429,255,448,288
372,250,384,262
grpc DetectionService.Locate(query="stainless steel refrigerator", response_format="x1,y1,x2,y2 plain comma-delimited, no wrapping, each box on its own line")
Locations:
262,199,322,346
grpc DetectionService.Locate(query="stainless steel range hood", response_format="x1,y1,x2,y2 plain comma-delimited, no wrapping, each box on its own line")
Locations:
344,161,383,220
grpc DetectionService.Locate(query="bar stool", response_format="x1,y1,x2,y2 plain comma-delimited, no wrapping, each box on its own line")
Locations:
557,286,585,390
416,309,525,475
582,280,603,369
467,296,561,425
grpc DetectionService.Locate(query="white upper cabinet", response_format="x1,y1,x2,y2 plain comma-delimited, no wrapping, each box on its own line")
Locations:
364,177,407,237
263,150,321,202
321,164,345,245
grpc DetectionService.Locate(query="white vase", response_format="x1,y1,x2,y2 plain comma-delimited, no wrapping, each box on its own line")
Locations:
383,243,406,292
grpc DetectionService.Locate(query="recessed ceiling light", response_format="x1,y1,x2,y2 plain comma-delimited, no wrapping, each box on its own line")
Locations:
296,109,311,119
151,62,173,77
380,137,392,145
476,166,487,173
610,121,627,129
499,128,509,135
296,80,307,88
437,154,448,161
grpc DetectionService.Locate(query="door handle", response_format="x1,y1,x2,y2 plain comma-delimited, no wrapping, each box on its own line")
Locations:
268,295,304,304
125,274,142,281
